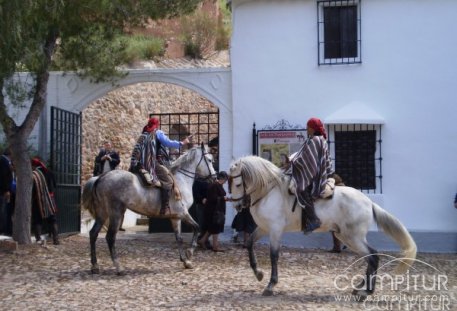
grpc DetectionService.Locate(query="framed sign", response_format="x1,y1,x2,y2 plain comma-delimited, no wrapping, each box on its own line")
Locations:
257,129,306,167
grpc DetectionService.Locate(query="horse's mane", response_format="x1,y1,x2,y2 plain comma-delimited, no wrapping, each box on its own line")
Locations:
169,147,200,173
234,155,284,193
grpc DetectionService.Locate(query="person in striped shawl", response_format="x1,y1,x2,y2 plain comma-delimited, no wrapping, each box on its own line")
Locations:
31,157,59,245
291,117,334,233
130,117,191,215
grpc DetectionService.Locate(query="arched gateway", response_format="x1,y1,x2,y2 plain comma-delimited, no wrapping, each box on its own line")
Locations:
36,67,232,233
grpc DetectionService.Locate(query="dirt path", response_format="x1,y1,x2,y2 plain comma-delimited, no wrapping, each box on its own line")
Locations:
0,234,455,311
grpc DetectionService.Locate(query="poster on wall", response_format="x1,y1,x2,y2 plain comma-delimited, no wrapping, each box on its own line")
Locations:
257,129,307,168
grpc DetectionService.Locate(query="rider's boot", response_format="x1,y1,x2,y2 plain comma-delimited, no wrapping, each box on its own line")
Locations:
160,188,171,215
302,197,321,233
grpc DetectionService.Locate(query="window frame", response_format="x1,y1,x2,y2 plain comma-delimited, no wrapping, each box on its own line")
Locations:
317,0,362,65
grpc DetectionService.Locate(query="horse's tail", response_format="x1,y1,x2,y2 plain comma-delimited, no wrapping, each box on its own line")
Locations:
372,203,417,274
81,176,99,218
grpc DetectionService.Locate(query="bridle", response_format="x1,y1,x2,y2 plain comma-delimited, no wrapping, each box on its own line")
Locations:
229,169,282,209
228,173,253,208
177,147,216,182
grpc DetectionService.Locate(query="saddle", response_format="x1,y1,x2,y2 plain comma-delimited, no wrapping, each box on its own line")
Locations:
136,169,161,188
134,170,182,201
288,177,336,199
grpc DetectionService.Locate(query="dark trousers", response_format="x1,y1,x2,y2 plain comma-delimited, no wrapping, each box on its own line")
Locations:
0,195,8,234
196,203,206,239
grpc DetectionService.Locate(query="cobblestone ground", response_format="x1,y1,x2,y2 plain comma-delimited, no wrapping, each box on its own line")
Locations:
0,232,455,311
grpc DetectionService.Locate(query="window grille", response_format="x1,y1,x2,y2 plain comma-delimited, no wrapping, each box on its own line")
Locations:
317,0,362,65
149,112,219,169
327,123,382,194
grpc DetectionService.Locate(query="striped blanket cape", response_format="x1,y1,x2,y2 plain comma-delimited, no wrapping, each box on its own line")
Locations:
32,169,57,218
291,135,333,208
130,131,159,182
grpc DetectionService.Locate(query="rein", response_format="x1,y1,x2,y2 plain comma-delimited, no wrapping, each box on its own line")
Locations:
229,173,277,208
177,150,215,181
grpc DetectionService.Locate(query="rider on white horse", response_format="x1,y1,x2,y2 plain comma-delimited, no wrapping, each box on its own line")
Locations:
290,117,334,233
129,117,191,215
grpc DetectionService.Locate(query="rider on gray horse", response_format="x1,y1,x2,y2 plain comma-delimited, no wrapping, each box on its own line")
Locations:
290,117,334,233
129,117,191,215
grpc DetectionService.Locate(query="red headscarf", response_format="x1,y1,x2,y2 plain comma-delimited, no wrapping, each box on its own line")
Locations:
143,117,160,133
307,117,327,139
31,157,48,173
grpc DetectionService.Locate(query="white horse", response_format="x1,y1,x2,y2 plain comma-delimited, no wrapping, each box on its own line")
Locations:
82,145,216,274
228,155,416,298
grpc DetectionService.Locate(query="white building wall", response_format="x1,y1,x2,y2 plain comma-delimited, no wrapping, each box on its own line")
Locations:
231,0,457,232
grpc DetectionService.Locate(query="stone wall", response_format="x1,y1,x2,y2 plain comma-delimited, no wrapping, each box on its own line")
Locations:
81,82,218,183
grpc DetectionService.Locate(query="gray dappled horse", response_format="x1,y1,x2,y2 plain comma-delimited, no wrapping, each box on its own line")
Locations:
228,155,416,299
82,145,216,274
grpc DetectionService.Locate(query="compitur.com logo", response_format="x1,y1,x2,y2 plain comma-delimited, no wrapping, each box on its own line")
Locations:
333,253,452,310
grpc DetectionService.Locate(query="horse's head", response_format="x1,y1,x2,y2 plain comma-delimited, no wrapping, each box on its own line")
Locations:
170,144,216,181
228,159,250,209
229,156,284,209
195,143,217,180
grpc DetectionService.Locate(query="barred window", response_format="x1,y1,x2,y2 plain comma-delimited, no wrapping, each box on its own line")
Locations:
327,124,382,193
318,0,362,65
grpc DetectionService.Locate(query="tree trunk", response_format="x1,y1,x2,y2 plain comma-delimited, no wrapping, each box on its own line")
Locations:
1,29,57,244
11,136,33,244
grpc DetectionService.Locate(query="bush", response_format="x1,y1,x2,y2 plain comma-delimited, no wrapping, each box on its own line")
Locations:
180,11,217,59
121,35,165,64
216,0,231,51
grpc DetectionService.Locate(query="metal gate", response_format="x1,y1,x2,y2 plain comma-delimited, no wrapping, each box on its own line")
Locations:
50,107,81,234
148,112,219,233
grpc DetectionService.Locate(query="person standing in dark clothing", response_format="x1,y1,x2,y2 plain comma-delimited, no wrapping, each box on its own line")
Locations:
231,207,257,248
192,178,211,246
0,149,13,235
31,157,59,245
93,141,120,176
198,171,229,252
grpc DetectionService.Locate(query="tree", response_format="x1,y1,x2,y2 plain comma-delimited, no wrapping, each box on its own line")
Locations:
0,0,202,244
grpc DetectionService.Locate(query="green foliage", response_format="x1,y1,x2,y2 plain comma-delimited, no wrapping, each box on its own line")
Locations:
180,11,217,59
0,0,203,85
121,35,165,64
216,0,232,51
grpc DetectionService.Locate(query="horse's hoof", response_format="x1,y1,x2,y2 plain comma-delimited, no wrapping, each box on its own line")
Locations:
91,267,100,274
255,270,264,282
262,288,273,296
117,270,126,276
352,290,369,302
186,248,194,260
184,260,193,269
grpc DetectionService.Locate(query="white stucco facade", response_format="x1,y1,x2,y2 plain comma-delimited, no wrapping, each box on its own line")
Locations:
230,0,457,232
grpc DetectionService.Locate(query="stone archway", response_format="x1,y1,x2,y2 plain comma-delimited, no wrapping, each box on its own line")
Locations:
41,67,233,230
81,82,219,182
43,67,232,180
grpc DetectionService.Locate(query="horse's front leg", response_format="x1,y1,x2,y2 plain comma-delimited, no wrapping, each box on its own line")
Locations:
181,213,200,260
262,232,281,296
171,218,193,269
247,227,267,283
